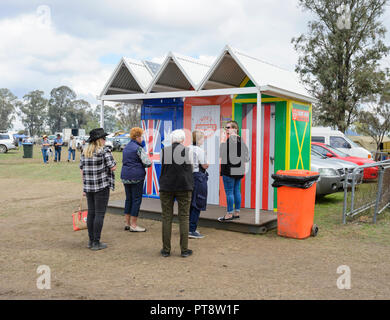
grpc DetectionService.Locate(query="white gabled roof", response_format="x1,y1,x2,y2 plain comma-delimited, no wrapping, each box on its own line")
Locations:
100,58,155,96
147,52,211,93
199,45,312,100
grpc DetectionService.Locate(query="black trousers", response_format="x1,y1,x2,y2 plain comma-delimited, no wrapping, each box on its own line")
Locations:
86,187,110,242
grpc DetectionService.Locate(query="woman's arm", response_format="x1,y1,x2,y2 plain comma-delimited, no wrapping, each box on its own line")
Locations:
137,147,152,168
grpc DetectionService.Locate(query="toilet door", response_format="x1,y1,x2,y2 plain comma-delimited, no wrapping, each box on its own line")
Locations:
191,105,220,205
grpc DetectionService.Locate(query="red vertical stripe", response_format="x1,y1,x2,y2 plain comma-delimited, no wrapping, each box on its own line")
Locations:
241,105,246,206
147,120,153,195
262,105,270,209
251,105,257,209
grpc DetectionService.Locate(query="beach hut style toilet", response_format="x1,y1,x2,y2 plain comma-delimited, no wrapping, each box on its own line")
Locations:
99,45,315,223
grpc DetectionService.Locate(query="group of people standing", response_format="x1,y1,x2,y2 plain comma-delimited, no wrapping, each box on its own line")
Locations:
79,121,249,257
41,134,84,164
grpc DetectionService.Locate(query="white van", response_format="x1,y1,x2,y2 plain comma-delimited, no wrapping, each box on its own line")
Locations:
311,127,372,159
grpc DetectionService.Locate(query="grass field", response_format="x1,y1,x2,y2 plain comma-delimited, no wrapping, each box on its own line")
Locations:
1,145,389,245
1,146,390,299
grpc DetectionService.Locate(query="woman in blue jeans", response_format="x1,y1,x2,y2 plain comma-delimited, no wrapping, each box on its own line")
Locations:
121,127,151,232
218,121,249,222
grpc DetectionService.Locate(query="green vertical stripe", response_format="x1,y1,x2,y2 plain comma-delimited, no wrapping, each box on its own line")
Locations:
234,103,243,135
274,101,287,208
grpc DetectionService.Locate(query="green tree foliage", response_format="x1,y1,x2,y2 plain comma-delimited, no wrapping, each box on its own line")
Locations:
19,90,48,136
65,99,91,129
48,86,76,133
0,88,18,131
292,0,389,132
355,77,390,150
115,102,141,131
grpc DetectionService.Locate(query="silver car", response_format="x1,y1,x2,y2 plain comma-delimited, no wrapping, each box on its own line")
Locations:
312,149,363,188
311,153,343,195
0,132,17,153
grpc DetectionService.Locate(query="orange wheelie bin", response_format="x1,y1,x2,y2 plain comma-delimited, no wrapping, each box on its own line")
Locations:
272,170,320,239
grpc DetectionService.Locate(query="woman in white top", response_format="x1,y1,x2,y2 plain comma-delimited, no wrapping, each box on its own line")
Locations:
187,131,209,239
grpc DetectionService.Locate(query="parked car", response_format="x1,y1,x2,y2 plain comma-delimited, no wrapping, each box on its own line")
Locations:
114,137,131,151
312,142,378,180
311,127,372,159
311,149,363,189
0,132,17,153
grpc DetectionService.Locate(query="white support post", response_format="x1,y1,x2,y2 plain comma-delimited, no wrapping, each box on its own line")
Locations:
100,100,104,129
255,89,262,224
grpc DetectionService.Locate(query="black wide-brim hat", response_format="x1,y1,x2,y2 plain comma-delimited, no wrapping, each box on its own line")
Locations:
87,128,109,142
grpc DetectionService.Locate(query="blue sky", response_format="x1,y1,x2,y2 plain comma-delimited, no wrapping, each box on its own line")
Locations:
0,0,389,130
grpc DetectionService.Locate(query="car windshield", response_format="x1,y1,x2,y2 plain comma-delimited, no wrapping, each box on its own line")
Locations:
344,136,359,148
325,144,350,157
311,149,327,159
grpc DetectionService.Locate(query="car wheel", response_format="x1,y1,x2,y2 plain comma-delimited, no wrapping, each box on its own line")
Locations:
0,144,7,153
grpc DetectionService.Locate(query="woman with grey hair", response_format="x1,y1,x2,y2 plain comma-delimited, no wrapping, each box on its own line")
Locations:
159,129,194,258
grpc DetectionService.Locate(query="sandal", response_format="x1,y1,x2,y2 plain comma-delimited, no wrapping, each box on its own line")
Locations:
218,215,234,222
233,215,240,219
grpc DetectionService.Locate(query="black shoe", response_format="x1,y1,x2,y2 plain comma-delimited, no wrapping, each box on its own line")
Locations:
124,226,130,231
181,249,193,258
87,241,92,249
90,241,107,251
160,249,170,257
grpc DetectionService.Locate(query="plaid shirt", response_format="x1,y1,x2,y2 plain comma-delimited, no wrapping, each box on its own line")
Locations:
79,146,116,193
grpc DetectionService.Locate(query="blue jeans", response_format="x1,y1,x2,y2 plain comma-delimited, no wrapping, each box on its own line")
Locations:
189,206,200,233
222,175,241,214
68,149,75,160
124,180,144,217
55,148,61,161
41,149,48,163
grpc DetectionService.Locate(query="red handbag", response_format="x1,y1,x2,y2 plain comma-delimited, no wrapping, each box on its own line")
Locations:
72,197,88,231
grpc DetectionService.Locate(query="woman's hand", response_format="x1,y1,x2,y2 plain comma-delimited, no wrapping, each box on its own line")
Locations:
111,165,117,171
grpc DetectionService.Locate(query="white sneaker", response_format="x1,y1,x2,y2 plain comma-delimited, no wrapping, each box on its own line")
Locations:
130,225,146,232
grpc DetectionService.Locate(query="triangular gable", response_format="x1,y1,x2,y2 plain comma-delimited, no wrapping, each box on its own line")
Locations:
100,58,153,96
199,45,311,100
147,53,193,93
198,45,253,90
172,53,211,89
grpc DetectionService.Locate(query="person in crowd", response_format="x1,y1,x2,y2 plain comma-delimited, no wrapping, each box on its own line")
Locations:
218,120,249,222
41,135,50,164
187,130,209,239
159,129,193,258
79,128,116,251
54,134,63,162
80,139,87,154
121,127,151,232
68,135,77,162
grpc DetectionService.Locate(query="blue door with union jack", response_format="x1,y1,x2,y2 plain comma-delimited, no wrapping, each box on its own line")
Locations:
141,100,183,198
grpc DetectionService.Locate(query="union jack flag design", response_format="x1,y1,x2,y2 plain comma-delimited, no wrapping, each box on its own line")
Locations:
141,119,170,197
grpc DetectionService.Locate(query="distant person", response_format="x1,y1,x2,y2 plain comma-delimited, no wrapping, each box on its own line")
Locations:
68,135,76,162
159,129,193,258
41,135,50,164
80,128,116,251
121,127,151,232
80,139,86,154
218,121,249,222
187,131,209,239
54,134,63,162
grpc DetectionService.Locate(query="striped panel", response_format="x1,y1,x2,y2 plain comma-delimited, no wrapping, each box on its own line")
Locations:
244,105,253,208
268,104,275,210
250,105,257,209
262,105,270,209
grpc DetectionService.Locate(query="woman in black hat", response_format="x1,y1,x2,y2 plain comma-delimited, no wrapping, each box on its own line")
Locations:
79,128,117,250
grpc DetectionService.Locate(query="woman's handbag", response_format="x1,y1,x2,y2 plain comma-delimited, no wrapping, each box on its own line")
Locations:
72,196,88,231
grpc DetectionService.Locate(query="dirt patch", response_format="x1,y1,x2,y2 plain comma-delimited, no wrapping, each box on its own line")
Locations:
1,177,390,300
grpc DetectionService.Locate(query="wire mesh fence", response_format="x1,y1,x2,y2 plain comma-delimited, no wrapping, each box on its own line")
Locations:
342,160,390,224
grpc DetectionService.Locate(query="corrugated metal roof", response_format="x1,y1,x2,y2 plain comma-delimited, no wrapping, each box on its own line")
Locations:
147,52,211,93
199,45,312,99
100,45,314,103
100,58,155,95
143,60,161,76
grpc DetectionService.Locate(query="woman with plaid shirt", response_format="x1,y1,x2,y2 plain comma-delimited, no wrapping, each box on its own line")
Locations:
80,128,116,251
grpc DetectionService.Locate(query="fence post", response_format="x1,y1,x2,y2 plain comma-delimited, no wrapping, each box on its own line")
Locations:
342,174,348,224
373,166,385,224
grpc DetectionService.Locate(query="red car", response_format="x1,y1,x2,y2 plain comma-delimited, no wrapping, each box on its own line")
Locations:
311,142,378,180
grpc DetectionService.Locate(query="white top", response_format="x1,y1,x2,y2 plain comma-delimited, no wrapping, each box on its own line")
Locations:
188,145,208,173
